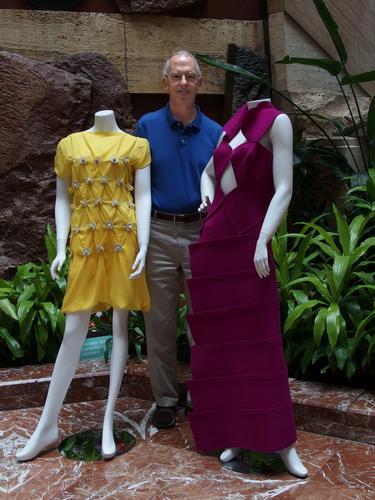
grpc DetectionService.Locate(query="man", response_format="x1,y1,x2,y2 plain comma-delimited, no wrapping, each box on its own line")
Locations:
136,50,222,429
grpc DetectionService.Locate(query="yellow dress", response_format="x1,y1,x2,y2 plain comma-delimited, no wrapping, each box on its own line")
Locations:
54,131,151,313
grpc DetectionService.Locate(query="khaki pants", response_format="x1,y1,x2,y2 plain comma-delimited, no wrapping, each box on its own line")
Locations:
144,218,201,406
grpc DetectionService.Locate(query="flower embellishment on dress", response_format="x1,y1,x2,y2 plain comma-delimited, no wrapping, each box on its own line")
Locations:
114,243,123,253
120,157,129,165
100,175,109,184
79,156,88,165
80,199,89,208
127,201,135,209
94,197,103,206
82,247,91,257
111,199,119,207
123,223,134,232
88,221,97,231
72,180,80,190
73,225,80,235
104,220,114,230
110,156,119,164
85,176,94,185
126,184,134,192
96,244,105,253
116,178,125,187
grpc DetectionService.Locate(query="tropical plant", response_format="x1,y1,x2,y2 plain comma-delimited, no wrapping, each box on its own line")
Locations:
59,429,135,461
0,225,67,365
290,131,350,223
274,171,375,383
196,0,375,178
90,309,147,364
96,293,190,364
176,293,190,362
277,0,375,173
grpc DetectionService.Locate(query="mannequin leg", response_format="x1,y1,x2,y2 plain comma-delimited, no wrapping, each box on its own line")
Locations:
220,448,241,462
101,308,129,459
16,310,92,461
277,445,308,478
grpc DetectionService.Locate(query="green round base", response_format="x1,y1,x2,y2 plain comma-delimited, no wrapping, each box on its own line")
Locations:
221,450,287,475
59,429,136,461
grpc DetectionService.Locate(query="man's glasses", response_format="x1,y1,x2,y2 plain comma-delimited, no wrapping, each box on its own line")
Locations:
168,72,199,83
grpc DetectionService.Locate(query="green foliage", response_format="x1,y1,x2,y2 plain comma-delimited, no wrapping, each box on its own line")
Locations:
59,429,136,461
290,131,351,222
0,225,67,366
275,174,375,382
198,0,374,173
92,293,189,364
90,309,147,364
277,55,342,76
176,293,190,362
277,0,375,172
237,450,286,474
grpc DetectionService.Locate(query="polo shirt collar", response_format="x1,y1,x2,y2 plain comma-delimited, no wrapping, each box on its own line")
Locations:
165,104,202,131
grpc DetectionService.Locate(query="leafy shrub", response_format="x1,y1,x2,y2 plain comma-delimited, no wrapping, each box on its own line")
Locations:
274,170,375,384
0,225,67,365
93,292,190,364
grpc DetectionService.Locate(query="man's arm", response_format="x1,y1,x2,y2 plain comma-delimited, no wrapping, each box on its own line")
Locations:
135,117,146,138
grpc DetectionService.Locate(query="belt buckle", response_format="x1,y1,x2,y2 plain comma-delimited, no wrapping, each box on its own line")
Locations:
174,213,184,223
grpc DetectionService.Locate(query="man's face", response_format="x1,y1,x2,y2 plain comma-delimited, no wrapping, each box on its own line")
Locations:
163,55,202,106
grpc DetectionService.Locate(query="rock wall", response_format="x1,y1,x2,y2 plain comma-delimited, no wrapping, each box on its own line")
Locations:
268,6,371,136
114,0,201,13
0,51,135,278
0,9,263,95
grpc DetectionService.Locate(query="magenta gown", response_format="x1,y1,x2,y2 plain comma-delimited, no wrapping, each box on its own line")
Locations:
187,101,297,453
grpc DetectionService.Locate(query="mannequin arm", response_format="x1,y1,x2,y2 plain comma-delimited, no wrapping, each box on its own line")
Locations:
50,176,71,280
199,158,215,212
199,132,223,212
254,114,293,278
130,166,151,279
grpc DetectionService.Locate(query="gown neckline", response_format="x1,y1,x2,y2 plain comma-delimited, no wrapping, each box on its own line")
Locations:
223,101,273,143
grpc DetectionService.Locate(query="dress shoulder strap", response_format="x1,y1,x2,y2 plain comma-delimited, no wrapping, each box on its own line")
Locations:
222,103,248,141
242,103,284,142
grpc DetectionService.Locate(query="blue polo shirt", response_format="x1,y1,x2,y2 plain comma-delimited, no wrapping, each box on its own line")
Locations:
136,105,222,214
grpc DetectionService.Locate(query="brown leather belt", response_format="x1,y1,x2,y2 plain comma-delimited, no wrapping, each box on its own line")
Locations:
151,209,204,223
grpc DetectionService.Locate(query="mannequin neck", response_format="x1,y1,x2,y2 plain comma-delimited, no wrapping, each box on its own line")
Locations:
247,98,271,110
86,110,123,133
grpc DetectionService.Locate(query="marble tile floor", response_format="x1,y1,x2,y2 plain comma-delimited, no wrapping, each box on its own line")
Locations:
1,360,374,447
1,397,374,499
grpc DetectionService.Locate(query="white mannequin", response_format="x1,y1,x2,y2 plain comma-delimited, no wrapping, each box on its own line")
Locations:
16,110,151,461
199,100,307,479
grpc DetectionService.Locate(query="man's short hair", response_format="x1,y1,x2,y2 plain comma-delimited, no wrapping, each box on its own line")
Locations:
162,50,202,79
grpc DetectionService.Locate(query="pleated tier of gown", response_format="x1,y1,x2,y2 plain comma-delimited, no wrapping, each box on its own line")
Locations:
187,233,297,453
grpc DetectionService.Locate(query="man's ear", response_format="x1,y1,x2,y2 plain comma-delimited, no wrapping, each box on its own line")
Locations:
162,77,168,91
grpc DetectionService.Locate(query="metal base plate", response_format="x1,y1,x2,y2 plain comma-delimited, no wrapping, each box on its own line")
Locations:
220,450,287,475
